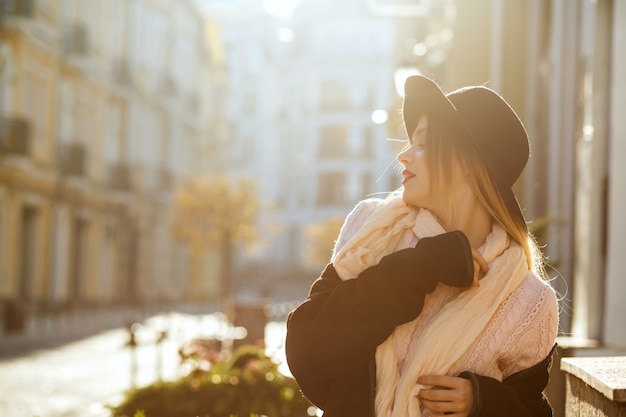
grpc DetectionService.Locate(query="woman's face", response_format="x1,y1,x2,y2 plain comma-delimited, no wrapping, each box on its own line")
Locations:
398,115,470,218
397,115,432,209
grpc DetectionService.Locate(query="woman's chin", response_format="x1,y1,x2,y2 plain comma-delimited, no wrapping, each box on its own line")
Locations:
400,189,416,206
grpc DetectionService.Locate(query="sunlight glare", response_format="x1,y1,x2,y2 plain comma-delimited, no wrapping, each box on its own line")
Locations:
276,27,295,42
394,67,421,97
263,0,299,19
371,109,388,124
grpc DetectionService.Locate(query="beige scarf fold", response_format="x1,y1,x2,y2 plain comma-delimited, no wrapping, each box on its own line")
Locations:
332,196,527,417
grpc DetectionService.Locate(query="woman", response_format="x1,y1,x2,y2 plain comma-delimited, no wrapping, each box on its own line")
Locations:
285,75,559,417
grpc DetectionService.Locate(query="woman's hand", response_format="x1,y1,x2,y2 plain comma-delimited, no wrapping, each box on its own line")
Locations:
418,375,473,417
471,249,489,288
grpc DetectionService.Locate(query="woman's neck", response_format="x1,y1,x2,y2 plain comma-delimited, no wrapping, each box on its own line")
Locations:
434,193,492,249
451,205,492,249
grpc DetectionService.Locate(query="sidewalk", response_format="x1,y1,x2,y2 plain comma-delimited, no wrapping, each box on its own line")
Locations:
0,311,255,417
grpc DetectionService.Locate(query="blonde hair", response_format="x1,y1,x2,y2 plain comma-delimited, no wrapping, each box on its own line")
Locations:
415,114,546,277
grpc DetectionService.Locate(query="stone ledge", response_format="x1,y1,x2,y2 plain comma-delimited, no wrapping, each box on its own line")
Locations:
561,356,626,402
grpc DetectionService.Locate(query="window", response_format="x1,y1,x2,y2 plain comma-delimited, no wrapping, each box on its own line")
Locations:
101,224,117,301
362,172,373,197
20,206,38,300
242,93,257,114
287,225,300,265
319,126,348,158
23,66,48,144
172,38,195,93
317,172,346,206
57,78,71,140
76,86,95,146
104,102,121,164
361,127,374,158
364,85,377,110
320,80,350,111
69,218,89,303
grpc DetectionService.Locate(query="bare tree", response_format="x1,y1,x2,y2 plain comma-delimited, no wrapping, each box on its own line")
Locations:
171,176,259,300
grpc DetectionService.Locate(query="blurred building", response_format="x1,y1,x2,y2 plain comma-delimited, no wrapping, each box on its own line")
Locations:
0,0,222,337
211,0,402,299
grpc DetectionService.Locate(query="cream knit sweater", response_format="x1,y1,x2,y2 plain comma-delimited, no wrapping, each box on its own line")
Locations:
333,198,559,414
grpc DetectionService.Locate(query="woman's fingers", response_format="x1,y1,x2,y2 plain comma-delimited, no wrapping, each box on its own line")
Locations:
472,260,480,287
471,249,489,274
419,374,463,390
422,411,465,417
418,375,473,417
421,398,464,413
470,249,489,287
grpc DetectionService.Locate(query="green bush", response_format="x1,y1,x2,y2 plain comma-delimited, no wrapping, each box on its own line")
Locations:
110,344,313,417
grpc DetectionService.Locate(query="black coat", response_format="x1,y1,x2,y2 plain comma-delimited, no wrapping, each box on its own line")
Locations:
286,256,556,417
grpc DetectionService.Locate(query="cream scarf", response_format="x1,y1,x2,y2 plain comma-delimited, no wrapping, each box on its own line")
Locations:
332,196,528,417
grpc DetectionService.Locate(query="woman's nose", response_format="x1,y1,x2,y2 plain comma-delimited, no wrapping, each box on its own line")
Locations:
397,147,411,165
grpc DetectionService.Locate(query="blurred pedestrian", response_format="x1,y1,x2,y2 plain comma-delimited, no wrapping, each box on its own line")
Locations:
285,75,559,417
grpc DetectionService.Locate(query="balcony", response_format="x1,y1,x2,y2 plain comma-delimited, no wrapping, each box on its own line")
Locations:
57,143,86,176
0,117,30,156
2,0,34,18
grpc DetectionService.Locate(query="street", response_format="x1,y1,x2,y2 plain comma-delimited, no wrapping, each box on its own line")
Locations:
0,312,289,417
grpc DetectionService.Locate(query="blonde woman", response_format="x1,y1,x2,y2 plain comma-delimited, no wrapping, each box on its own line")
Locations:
285,75,559,417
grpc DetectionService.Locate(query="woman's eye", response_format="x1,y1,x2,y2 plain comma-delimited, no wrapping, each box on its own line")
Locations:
412,143,425,155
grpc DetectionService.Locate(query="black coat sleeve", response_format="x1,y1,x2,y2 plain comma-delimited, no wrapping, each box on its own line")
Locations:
460,344,557,417
285,231,474,411
286,263,424,390
285,263,426,411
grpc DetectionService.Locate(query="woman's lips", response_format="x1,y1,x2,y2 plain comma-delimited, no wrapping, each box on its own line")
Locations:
402,170,415,185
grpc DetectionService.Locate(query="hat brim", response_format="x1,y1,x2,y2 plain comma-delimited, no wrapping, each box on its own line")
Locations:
402,76,528,231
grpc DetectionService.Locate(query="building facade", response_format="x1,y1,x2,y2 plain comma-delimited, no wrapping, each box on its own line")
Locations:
211,0,402,300
0,0,220,337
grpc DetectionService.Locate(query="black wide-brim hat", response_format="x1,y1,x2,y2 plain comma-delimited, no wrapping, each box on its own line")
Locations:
402,75,530,230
